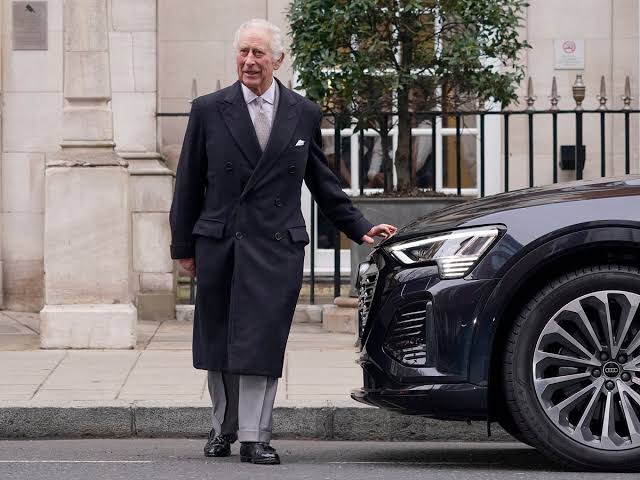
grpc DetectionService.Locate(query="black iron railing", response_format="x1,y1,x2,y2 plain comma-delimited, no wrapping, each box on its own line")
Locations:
159,74,639,304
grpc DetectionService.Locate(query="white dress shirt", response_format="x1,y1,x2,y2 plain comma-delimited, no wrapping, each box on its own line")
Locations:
241,79,278,127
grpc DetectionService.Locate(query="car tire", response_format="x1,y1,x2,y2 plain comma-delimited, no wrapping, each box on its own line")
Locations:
496,415,533,447
503,265,640,471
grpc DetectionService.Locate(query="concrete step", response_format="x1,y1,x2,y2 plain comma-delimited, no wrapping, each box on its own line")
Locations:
176,299,358,334
175,303,326,324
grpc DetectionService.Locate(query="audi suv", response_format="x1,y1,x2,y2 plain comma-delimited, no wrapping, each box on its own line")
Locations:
353,176,640,471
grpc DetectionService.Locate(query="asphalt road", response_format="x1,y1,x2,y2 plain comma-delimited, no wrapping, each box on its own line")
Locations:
0,439,637,479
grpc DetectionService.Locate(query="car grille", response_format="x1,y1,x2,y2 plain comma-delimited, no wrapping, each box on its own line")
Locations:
383,301,434,366
357,262,379,337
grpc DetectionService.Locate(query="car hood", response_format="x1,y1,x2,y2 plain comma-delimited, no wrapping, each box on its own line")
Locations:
384,176,640,243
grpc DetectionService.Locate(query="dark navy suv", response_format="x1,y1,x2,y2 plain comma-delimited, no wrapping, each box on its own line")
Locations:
353,176,640,471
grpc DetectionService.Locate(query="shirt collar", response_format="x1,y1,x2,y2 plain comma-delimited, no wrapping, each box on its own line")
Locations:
241,78,277,106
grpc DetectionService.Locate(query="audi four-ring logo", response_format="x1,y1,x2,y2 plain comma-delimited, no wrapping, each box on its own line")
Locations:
603,363,620,377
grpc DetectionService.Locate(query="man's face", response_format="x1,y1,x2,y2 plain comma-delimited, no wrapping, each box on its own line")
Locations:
236,26,284,95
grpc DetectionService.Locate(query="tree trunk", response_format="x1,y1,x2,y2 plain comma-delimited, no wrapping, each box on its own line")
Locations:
395,10,413,192
395,88,412,191
380,125,394,193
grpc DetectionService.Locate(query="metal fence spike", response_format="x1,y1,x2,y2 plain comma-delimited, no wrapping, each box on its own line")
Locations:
622,76,633,110
525,77,536,111
189,77,198,104
597,75,608,110
572,74,586,110
549,76,560,110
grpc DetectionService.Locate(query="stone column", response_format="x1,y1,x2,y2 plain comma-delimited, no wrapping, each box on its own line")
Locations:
127,156,175,322
108,0,175,321
40,0,136,348
0,0,5,309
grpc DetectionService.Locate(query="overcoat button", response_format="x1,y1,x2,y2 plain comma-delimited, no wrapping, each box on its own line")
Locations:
274,232,283,241
225,162,233,172
288,166,296,174
274,198,283,207
235,231,244,240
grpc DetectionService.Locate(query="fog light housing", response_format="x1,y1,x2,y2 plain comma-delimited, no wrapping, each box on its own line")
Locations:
383,300,436,366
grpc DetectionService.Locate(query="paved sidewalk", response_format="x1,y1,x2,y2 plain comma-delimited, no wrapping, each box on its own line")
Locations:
0,310,511,442
0,311,360,404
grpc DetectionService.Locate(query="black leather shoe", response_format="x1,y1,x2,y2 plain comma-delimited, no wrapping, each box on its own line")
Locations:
204,430,237,457
239,442,280,465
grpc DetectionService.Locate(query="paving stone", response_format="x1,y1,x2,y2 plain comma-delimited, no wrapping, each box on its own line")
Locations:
6,312,40,333
0,334,40,351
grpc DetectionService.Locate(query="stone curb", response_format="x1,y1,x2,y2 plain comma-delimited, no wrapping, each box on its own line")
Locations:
0,402,512,442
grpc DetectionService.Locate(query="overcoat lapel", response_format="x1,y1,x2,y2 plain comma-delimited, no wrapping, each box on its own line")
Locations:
221,82,262,168
240,78,301,198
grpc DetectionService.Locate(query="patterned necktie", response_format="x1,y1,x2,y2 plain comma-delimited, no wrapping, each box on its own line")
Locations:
253,96,271,151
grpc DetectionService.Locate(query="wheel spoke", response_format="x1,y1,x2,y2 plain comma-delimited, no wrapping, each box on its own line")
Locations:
573,380,604,433
624,363,640,373
566,300,602,352
619,382,640,409
542,322,595,360
614,299,639,357
594,292,615,353
625,329,640,357
600,390,621,448
617,381,640,443
534,350,600,368
548,382,600,425
534,371,591,397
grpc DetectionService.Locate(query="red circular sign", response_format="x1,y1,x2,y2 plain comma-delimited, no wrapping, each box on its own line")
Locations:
562,41,576,54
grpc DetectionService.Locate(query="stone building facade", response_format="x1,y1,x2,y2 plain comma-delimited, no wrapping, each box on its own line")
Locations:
0,0,638,347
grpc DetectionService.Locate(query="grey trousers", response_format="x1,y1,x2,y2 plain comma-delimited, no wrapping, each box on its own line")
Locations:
207,371,278,443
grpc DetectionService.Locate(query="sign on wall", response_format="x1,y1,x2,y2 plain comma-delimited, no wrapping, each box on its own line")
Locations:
554,39,584,70
12,1,47,51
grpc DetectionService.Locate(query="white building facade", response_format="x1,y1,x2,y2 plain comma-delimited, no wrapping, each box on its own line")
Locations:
0,0,639,347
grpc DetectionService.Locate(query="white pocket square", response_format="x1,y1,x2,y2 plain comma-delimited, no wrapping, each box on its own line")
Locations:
295,139,305,147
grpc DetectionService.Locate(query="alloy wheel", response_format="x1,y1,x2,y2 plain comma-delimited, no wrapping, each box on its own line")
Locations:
534,290,640,450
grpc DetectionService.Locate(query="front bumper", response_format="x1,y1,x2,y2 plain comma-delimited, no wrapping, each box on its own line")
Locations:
354,250,498,418
351,382,487,420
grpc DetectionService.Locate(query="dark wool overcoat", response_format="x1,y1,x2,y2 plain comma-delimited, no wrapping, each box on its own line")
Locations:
169,79,373,377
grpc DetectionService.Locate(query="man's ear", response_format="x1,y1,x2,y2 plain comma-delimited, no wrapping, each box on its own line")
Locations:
273,53,285,70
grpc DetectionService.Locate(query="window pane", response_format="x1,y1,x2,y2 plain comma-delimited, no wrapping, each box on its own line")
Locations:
442,114,477,189
321,134,351,188
316,208,349,249
412,114,436,189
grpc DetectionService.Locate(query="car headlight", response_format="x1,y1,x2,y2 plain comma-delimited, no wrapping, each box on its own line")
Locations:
387,227,500,279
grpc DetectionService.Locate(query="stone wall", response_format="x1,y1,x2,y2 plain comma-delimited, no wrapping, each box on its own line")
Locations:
0,0,65,310
0,0,173,318
106,0,175,321
0,1,639,314
109,0,157,154
158,0,295,161
507,0,640,190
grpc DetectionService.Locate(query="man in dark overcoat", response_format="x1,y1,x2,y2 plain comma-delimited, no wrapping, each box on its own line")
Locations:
169,18,396,465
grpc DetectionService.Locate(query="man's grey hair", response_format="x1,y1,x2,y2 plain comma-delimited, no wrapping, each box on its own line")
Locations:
233,18,285,61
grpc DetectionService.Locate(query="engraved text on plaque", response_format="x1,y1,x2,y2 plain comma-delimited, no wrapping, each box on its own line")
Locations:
13,1,48,51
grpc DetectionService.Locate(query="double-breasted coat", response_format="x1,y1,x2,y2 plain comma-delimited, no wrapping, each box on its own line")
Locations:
169,79,373,378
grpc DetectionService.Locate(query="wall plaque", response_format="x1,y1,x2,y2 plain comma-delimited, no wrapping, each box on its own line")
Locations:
554,39,584,70
13,1,48,51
